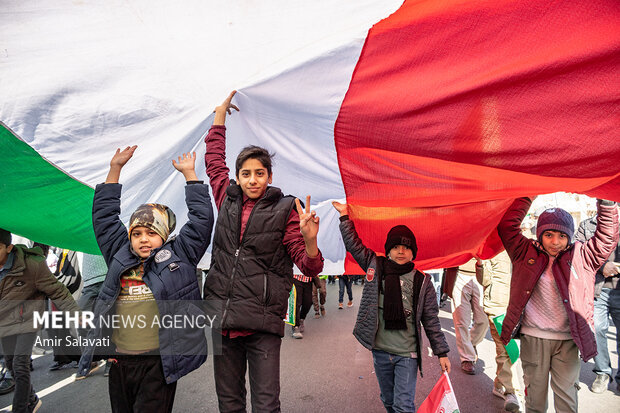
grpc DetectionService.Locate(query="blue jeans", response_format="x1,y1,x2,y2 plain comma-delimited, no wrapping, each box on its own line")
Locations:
338,275,353,303
372,349,418,413
592,288,620,381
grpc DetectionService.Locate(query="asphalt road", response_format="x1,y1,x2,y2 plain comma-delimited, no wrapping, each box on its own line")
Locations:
1,282,618,412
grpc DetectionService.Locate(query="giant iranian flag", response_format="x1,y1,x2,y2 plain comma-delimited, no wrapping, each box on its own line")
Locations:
2,0,619,273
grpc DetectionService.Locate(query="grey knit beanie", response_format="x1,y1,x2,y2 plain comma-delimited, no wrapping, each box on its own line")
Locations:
536,208,574,241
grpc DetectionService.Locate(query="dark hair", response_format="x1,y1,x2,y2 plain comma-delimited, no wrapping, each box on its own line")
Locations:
235,145,274,177
0,228,11,247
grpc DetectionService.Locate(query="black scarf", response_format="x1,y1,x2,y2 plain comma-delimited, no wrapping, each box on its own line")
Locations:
381,258,414,330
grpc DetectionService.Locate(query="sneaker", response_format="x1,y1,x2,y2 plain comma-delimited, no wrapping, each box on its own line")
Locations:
347,301,353,307
504,393,521,412
590,373,610,393
0,377,15,395
103,360,112,377
29,395,42,413
75,360,106,381
492,386,506,400
338,303,344,309
320,306,326,316
314,312,321,319
300,319,305,333
461,360,475,375
49,360,73,371
292,327,303,339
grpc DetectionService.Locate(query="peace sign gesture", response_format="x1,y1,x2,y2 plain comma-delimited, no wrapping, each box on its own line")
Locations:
295,195,320,257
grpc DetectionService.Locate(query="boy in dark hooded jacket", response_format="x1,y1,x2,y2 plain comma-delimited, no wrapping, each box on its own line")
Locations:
332,201,450,413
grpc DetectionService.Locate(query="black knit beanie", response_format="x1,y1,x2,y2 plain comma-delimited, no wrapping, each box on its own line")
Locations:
384,225,417,260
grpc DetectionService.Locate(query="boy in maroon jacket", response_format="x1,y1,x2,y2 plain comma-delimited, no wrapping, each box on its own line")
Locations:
203,91,324,412
497,197,618,413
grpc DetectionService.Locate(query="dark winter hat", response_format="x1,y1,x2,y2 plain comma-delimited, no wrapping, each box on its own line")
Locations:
384,225,417,260
536,207,574,241
0,228,11,246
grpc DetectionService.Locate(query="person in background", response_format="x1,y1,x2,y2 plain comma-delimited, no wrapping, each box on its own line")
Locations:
448,258,488,375
338,274,354,309
0,229,80,413
75,253,110,379
312,274,328,318
478,250,522,412
575,214,620,394
291,273,314,339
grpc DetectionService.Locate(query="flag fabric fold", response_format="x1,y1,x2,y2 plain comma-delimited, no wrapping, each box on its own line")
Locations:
2,0,619,271
418,372,460,413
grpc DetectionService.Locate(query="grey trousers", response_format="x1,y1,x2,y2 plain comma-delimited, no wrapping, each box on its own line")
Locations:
520,334,580,413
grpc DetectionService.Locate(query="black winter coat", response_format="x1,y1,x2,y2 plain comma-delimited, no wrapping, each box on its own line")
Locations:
77,183,214,384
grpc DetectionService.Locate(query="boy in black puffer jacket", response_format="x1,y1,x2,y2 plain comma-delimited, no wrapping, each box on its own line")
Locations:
332,202,450,413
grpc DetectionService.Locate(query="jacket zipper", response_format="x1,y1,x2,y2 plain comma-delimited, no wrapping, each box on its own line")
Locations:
222,196,263,326
512,247,550,339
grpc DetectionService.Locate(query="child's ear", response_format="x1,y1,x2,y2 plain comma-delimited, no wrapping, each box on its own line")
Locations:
268,174,273,184
235,177,240,185
7,244,14,253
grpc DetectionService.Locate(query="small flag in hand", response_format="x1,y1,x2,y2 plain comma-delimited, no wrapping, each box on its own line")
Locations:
418,372,459,413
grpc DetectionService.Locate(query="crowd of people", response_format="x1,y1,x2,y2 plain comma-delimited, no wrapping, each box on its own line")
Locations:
0,91,618,413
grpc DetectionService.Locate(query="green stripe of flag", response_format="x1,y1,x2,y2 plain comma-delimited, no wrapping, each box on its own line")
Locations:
0,122,100,253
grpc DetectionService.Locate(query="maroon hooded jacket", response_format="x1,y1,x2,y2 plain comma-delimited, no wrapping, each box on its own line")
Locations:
497,197,618,361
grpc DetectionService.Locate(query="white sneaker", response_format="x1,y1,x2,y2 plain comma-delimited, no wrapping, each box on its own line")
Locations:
504,393,521,413
292,327,303,339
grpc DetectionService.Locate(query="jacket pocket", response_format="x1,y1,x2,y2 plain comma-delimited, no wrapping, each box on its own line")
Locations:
262,273,269,304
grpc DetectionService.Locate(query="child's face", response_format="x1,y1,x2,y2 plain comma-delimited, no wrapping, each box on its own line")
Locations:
130,226,164,258
0,243,13,267
540,230,568,257
236,158,272,199
388,244,413,264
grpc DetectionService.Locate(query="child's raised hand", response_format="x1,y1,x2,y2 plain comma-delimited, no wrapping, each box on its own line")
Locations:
331,201,349,217
172,152,196,172
110,146,137,168
217,90,239,115
172,152,199,181
106,146,137,183
296,196,320,239
213,90,239,125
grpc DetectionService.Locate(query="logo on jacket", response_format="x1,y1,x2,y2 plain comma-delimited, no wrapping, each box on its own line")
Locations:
527,258,535,265
13,281,25,287
366,267,375,282
155,249,172,263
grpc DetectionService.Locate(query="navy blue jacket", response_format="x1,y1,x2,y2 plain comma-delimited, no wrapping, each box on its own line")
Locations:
78,182,214,383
